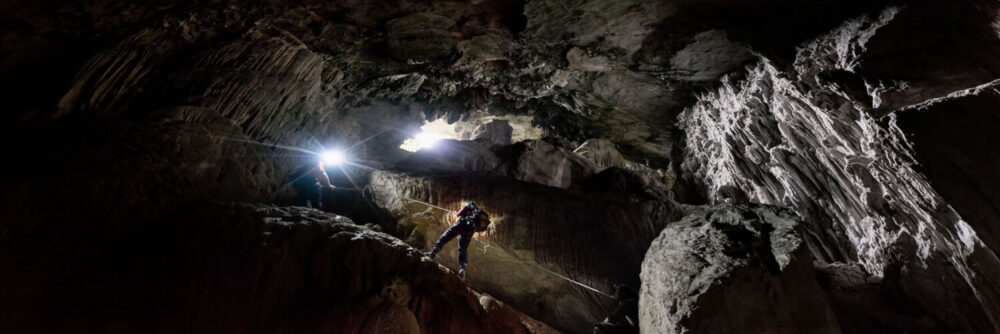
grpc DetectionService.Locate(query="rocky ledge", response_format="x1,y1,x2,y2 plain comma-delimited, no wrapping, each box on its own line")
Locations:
2,202,557,334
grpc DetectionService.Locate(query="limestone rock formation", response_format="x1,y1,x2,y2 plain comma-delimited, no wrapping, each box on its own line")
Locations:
575,138,675,192
639,203,840,334
574,138,628,172
386,12,458,62
677,3,1000,331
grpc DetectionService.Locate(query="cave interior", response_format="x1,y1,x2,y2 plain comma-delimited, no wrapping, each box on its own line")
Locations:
3,0,1000,333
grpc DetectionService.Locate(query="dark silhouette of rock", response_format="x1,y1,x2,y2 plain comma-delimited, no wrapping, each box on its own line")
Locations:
815,261,941,333
495,139,596,189
3,202,558,333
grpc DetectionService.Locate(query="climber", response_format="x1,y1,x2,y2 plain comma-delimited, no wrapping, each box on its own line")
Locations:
289,159,336,210
594,283,639,334
424,201,490,278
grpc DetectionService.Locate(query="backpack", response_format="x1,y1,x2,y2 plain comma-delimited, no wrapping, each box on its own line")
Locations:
468,207,491,232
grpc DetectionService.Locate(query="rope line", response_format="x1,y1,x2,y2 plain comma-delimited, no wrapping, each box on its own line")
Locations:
402,197,615,299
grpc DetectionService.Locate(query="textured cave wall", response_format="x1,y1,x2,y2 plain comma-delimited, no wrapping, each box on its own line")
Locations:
677,2,1000,331
0,0,914,198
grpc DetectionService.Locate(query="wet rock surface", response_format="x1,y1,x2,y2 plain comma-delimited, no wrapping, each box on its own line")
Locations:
639,203,839,334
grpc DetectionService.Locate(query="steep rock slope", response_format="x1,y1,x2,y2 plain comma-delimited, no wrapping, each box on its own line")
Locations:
369,167,682,333
3,202,558,333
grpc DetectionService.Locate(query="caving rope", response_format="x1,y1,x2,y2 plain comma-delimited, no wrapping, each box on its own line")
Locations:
402,197,615,299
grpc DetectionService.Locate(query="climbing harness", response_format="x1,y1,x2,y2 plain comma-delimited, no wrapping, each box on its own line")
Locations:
403,197,494,251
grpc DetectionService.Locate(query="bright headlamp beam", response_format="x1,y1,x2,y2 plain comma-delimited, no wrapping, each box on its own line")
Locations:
321,150,346,166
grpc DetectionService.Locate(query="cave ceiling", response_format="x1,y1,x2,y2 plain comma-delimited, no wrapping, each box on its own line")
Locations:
2,0,907,167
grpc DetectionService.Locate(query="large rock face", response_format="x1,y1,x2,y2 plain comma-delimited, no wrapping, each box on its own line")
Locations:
677,3,1000,332
639,203,840,334
2,202,558,333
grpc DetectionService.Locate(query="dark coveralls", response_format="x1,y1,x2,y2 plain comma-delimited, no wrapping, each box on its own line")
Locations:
291,162,333,210
429,204,477,270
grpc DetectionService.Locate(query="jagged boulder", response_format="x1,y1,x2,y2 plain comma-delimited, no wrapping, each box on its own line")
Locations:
679,5,1000,331
639,203,840,334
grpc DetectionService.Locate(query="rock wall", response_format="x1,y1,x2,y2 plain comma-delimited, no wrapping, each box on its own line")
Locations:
677,3,1000,331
